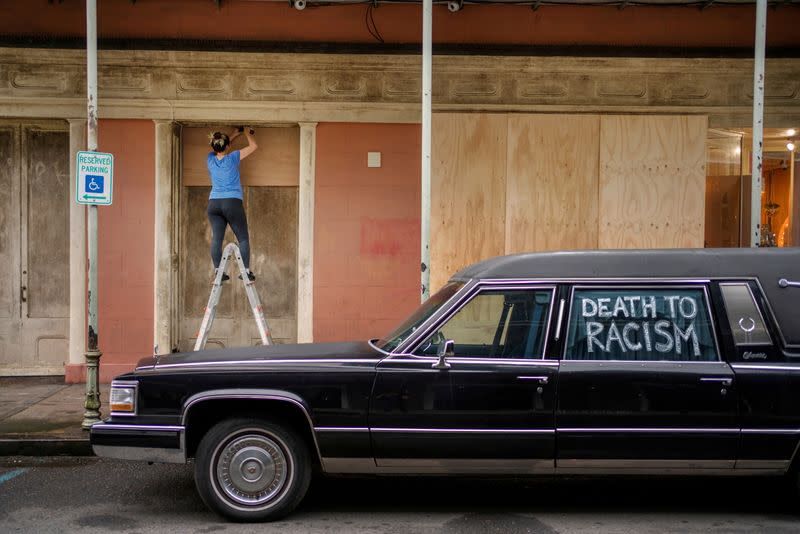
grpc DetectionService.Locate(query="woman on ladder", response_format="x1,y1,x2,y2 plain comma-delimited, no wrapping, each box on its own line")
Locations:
207,126,258,281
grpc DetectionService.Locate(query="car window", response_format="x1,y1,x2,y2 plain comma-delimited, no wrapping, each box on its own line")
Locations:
378,282,464,352
564,287,718,362
414,289,554,359
719,283,772,346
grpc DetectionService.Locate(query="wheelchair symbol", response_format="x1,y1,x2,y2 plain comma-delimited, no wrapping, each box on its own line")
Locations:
85,174,104,194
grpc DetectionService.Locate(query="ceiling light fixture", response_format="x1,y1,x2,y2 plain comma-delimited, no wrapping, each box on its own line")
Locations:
788,128,797,136
788,142,796,152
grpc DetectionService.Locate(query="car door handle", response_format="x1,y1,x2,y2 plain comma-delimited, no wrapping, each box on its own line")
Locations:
700,377,732,386
517,376,549,385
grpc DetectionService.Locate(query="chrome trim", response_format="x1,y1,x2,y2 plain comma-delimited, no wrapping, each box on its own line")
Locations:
153,358,382,370
554,298,565,341
315,427,370,433
320,457,784,476
731,364,800,371
562,360,729,366
562,283,721,362
741,428,800,434
719,282,773,347
558,427,739,433
557,459,735,470
370,427,554,434
383,357,559,367
478,278,713,284
321,457,555,475
368,339,391,356
778,278,800,289
92,444,185,464
92,423,184,432
399,283,557,359
375,458,554,472
181,389,323,463
109,380,139,417
735,459,791,471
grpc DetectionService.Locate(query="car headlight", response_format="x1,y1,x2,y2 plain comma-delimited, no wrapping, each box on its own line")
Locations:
110,381,138,415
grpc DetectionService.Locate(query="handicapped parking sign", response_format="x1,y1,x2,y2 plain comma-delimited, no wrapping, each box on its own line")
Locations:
76,151,113,206
86,174,104,194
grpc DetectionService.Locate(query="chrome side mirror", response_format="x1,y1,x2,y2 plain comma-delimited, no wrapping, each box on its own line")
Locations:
432,339,454,370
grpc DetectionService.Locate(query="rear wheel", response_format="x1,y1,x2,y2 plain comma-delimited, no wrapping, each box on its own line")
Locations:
194,418,311,522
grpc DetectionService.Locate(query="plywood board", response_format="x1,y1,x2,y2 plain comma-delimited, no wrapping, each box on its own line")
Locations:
431,114,507,293
506,115,600,253
182,126,299,187
179,185,299,349
599,115,707,249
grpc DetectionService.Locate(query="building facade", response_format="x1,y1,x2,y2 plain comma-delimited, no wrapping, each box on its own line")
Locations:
1,1,799,381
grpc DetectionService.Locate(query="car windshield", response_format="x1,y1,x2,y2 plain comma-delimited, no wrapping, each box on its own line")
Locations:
376,282,464,352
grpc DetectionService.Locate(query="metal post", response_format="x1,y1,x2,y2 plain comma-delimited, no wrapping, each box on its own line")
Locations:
421,0,432,301
750,0,767,248
82,0,102,430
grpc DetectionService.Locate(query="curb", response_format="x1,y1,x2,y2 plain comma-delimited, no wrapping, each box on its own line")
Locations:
0,438,93,457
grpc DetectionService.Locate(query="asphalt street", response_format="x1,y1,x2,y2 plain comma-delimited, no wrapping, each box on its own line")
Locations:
1,457,800,533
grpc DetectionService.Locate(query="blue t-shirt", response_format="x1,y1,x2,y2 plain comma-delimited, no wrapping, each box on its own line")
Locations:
207,150,243,200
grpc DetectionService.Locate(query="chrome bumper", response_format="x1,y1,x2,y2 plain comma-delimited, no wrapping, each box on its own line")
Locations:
90,422,186,464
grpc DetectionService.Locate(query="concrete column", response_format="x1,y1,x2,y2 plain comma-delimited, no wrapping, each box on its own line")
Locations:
68,120,87,369
297,122,317,343
154,120,174,354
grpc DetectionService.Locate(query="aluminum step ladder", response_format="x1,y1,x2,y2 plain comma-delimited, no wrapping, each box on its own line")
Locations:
194,243,273,351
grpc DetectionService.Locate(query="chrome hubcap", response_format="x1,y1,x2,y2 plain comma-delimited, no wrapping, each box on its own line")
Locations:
216,434,287,506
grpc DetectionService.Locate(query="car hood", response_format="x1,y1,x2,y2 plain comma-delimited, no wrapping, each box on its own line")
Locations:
136,340,384,371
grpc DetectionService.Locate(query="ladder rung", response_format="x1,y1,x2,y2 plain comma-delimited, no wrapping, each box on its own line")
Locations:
194,243,273,351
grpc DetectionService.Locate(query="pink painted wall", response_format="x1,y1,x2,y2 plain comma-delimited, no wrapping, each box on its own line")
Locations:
95,121,155,382
314,123,421,342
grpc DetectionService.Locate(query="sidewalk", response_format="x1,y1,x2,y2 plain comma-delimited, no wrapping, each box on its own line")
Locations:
0,377,109,456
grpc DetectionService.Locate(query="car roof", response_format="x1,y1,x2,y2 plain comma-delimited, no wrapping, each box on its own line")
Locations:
451,248,800,348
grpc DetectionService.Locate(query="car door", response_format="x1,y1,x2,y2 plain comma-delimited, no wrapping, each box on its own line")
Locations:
719,280,800,472
556,283,739,471
369,284,558,473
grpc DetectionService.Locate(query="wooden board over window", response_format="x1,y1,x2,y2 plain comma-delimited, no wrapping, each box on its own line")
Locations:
430,113,708,293
182,126,299,187
431,114,507,294
599,115,707,249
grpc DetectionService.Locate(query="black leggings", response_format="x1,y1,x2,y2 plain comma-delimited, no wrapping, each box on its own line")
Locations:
207,198,250,269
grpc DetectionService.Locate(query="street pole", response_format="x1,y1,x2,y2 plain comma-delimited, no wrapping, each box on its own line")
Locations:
750,0,767,248
421,0,432,302
82,0,102,430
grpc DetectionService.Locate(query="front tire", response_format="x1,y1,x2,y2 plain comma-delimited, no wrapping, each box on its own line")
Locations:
194,418,311,522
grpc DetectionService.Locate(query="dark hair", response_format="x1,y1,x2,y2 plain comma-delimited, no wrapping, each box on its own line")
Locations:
210,132,230,153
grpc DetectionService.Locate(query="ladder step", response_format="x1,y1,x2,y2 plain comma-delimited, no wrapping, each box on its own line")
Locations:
194,243,273,351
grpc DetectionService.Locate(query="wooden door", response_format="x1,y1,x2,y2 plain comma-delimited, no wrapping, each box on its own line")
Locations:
0,122,69,375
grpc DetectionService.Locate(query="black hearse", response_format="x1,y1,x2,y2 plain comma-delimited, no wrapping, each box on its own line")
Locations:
92,248,800,521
